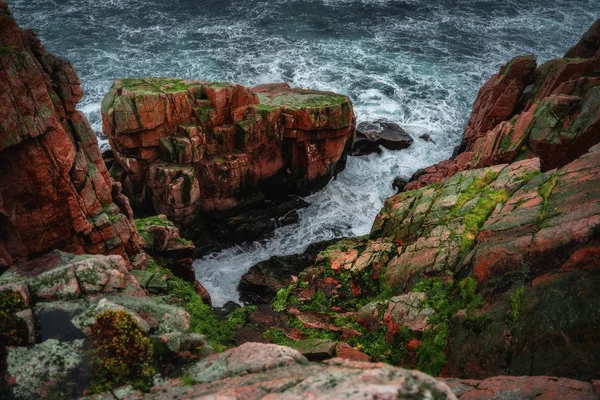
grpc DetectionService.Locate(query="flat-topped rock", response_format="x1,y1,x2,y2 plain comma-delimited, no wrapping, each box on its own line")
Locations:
103,79,355,226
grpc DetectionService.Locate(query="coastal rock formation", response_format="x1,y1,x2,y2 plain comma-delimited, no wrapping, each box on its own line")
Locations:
406,20,600,191
88,342,457,400
0,1,139,267
243,144,600,381
102,79,355,226
230,20,600,385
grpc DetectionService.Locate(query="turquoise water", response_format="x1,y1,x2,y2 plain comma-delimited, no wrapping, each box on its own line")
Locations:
10,0,598,305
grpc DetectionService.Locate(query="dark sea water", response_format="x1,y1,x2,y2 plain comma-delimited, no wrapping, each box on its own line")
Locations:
10,0,599,305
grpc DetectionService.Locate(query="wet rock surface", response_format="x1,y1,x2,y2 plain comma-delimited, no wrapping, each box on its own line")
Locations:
238,238,341,304
351,120,413,156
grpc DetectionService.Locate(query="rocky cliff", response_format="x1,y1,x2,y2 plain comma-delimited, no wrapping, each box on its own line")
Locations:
102,79,355,226
0,1,139,267
2,1,600,398
407,20,600,191
233,17,600,386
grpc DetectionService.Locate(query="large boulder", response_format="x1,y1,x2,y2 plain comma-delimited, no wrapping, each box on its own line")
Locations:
405,19,600,191
351,120,413,156
0,2,139,267
102,79,356,227
89,342,457,399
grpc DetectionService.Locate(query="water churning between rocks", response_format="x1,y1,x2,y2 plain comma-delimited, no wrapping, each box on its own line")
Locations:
10,0,598,306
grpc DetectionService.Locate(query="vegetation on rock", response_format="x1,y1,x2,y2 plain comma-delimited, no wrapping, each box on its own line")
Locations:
88,310,155,394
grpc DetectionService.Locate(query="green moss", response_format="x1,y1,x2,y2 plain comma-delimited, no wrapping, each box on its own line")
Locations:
0,291,29,347
516,169,541,183
87,310,155,394
257,90,348,109
256,104,278,112
305,291,330,313
537,173,558,223
411,277,485,375
460,187,509,255
349,325,410,365
0,45,18,54
134,215,178,244
159,267,241,351
417,323,449,375
454,170,498,210
262,327,294,347
509,285,525,325
174,237,192,246
272,286,293,312
180,375,196,386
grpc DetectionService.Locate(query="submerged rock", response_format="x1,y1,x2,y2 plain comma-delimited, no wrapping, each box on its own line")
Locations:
351,120,413,156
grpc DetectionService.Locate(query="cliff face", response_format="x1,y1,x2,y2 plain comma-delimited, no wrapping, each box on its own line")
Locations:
102,79,355,225
407,20,600,191
232,18,600,384
0,1,139,266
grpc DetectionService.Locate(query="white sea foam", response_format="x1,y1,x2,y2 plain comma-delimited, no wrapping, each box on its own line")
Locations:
8,0,598,306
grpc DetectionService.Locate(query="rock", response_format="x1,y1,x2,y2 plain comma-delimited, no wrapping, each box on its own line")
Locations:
0,251,145,303
565,19,600,59
89,343,457,399
384,292,435,335
73,296,191,336
335,342,370,362
351,120,413,155
462,55,537,148
193,280,212,306
185,194,310,256
443,376,598,399
213,301,242,319
419,133,435,143
7,339,85,400
103,79,355,226
392,175,408,193
134,215,196,282
0,3,139,267
238,238,341,304
292,339,337,361
72,297,151,335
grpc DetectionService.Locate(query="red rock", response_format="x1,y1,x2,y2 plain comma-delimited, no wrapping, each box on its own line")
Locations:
0,3,139,267
193,280,212,306
463,55,536,149
565,19,600,59
442,376,597,399
335,342,370,362
407,338,421,351
103,79,356,225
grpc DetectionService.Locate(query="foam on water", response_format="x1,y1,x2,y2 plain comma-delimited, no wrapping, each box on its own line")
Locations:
9,0,598,306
